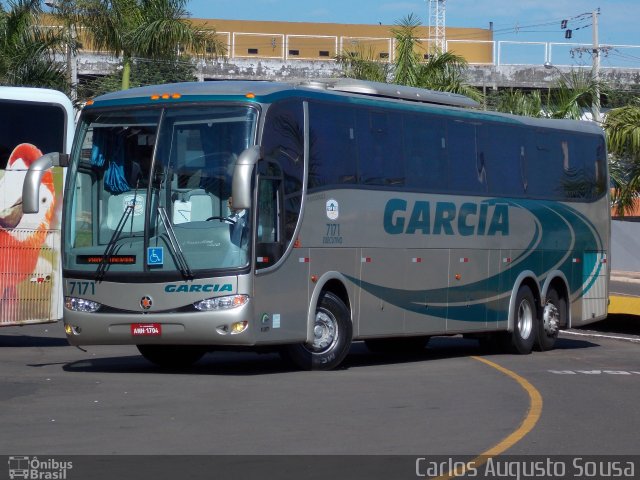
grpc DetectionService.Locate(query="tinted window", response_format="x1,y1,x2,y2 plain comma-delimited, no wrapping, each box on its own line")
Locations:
355,109,404,186
308,101,357,188
447,119,487,195
0,100,66,169
481,124,527,197
403,113,446,191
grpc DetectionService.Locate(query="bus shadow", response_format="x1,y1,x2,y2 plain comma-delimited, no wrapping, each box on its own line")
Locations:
63,351,296,376
0,334,69,348
344,335,599,368
62,335,600,375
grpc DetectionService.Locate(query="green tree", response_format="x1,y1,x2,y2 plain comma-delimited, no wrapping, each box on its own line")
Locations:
0,0,67,89
79,56,197,98
547,69,605,120
76,0,225,90
605,99,640,216
335,45,390,83
336,14,482,102
493,70,606,120
494,89,543,117
392,14,482,101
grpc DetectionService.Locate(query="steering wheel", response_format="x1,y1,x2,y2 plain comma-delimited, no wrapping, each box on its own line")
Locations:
206,216,236,224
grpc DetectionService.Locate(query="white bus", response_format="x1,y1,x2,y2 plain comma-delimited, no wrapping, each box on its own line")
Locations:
27,79,608,369
0,86,73,326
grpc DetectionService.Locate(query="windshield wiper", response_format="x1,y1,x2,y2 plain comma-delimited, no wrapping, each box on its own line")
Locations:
157,205,193,279
95,202,134,281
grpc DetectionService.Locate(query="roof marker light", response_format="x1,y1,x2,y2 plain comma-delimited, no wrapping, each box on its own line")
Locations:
246,92,256,99
150,94,160,100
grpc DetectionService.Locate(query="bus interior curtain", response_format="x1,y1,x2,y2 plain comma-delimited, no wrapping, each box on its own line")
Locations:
92,128,130,193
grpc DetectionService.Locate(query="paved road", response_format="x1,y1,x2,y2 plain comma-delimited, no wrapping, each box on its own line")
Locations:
0,319,639,479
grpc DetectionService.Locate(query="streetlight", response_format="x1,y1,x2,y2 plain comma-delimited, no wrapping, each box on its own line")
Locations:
45,0,78,101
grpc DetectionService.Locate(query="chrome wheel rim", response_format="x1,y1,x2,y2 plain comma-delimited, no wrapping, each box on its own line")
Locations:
543,301,560,337
307,308,338,353
517,299,533,340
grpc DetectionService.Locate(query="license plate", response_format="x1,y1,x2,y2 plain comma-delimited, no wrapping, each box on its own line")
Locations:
131,323,162,336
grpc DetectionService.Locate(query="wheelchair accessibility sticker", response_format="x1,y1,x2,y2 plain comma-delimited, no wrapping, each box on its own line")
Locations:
147,247,164,266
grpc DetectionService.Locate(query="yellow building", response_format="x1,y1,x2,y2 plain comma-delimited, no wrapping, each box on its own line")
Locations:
190,18,494,64
40,14,493,65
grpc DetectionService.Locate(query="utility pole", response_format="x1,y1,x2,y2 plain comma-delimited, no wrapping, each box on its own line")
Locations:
567,9,607,123
46,0,78,102
592,9,601,123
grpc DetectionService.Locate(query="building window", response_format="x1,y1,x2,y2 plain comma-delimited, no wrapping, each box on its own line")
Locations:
379,52,389,59
288,49,300,56
319,50,330,57
248,48,258,54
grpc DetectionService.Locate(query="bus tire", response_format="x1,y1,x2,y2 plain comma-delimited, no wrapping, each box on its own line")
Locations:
507,285,537,354
365,336,430,354
282,291,352,371
535,289,563,351
137,345,207,368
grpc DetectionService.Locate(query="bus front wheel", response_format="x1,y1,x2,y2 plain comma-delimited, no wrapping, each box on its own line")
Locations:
505,285,537,354
281,291,352,371
137,345,207,368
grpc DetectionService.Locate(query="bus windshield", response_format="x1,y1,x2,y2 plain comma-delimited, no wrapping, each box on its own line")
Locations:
64,105,258,278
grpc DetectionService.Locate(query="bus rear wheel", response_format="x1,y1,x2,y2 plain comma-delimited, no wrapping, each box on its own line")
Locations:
137,345,207,368
535,289,563,351
281,291,352,371
505,285,537,354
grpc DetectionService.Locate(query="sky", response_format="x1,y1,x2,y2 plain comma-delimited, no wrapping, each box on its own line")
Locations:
186,1,640,68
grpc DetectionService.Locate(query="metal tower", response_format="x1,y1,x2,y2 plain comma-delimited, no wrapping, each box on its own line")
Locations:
428,0,446,54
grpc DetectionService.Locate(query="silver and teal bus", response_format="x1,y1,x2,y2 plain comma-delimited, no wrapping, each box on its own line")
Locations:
26,79,609,369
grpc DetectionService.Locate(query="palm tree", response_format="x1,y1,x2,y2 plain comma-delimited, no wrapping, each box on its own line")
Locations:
494,89,543,117
337,14,483,102
605,99,640,216
547,69,605,120
493,69,606,121
76,0,225,90
335,45,391,83
391,14,483,102
0,0,67,89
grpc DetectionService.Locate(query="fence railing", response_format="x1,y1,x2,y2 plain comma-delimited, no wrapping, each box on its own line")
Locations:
212,32,640,69
45,20,640,70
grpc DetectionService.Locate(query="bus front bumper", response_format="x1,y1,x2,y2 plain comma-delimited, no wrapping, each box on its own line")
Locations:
63,304,256,346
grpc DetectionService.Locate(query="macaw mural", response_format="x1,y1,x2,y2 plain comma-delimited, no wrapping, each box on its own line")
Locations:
0,143,61,324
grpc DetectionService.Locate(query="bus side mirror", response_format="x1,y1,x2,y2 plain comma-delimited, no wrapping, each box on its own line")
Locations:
232,146,262,210
22,152,68,214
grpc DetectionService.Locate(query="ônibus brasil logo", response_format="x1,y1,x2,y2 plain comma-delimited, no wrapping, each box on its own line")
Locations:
8,456,73,479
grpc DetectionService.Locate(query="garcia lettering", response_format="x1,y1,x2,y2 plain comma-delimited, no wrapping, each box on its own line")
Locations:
384,199,509,236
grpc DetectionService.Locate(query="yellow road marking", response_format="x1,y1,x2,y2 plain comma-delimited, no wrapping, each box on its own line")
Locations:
432,356,543,480
608,295,640,315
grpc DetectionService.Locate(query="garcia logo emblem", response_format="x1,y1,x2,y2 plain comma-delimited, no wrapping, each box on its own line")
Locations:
326,198,339,220
140,296,153,310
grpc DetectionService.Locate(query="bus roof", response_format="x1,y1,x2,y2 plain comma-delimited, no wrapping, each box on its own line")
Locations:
87,80,603,136
0,85,72,106
89,79,479,109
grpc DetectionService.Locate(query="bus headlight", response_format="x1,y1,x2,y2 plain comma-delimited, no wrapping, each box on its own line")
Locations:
65,297,101,313
194,294,249,311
